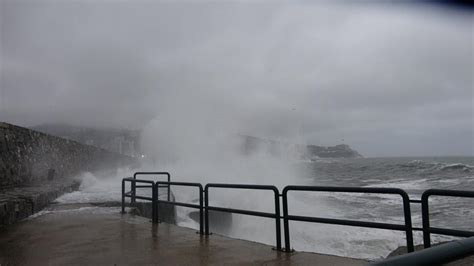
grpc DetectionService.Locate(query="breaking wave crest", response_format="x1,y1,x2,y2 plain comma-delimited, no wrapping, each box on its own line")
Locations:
397,160,472,173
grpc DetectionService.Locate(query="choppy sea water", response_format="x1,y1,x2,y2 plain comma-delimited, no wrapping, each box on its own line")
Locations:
288,157,474,259
56,156,474,260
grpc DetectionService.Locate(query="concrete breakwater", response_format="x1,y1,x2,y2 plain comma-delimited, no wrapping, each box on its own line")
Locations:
0,122,138,226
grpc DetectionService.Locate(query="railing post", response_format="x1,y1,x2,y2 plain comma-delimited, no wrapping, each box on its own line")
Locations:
199,185,204,235
205,185,210,235
131,177,136,204
158,183,162,223
152,182,158,224
421,191,431,248
121,179,126,214
401,192,414,252
167,173,171,202
274,188,281,251
282,187,291,252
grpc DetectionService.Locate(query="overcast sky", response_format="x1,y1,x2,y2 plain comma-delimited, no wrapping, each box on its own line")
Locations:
0,1,472,157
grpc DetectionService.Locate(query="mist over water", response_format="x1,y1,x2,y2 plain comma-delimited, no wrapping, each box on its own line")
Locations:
140,116,303,186
138,115,305,251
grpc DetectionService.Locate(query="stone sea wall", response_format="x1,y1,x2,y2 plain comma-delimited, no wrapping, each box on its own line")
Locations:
0,122,139,226
0,122,138,188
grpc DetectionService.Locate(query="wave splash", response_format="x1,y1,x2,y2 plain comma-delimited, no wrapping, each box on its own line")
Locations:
397,160,472,173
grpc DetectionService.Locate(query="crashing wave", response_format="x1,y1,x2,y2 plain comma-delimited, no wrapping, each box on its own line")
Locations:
440,163,473,172
398,160,437,169
396,160,472,173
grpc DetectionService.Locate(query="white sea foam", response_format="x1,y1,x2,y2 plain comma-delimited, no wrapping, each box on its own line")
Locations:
55,169,134,204
26,206,121,220
363,178,429,191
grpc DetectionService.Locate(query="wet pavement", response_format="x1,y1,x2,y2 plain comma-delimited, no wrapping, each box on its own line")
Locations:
0,203,368,265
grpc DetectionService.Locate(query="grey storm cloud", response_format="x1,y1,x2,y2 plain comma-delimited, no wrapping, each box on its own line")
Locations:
0,1,472,157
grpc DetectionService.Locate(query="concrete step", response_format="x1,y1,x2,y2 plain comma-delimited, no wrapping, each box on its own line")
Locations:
0,180,80,227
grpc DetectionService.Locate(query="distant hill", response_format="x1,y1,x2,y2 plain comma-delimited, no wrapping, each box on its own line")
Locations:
304,144,362,159
240,135,362,159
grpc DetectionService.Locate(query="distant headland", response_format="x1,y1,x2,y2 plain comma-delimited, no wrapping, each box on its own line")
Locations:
240,135,362,159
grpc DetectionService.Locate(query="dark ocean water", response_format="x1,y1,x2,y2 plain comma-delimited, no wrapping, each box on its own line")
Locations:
291,157,474,255
304,157,474,190
212,156,474,259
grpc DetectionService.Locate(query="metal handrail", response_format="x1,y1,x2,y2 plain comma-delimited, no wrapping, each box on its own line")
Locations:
132,172,171,202
122,177,156,221
282,186,414,253
119,175,474,257
371,236,474,265
155,181,204,234
421,189,474,248
204,183,282,250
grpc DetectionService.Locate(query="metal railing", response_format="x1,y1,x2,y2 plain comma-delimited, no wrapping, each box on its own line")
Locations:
371,236,474,266
204,183,282,250
421,189,474,248
122,177,156,221
121,172,474,257
132,172,171,202
122,171,172,223
282,186,414,252
155,181,204,234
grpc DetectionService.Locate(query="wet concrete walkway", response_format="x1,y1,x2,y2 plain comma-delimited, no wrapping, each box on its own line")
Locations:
0,204,368,265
